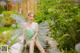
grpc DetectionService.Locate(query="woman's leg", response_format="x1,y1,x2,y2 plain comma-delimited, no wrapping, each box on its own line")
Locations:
29,40,35,53
35,39,46,53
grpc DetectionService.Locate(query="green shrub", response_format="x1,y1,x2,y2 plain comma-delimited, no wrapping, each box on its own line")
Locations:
36,0,80,52
0,11,16,27
0,6,6,14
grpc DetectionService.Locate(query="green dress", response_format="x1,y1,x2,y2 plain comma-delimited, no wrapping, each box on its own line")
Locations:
24,28,35,40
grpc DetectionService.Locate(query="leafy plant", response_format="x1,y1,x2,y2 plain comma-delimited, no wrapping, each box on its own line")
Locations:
0,11,16,27
36,0,80,52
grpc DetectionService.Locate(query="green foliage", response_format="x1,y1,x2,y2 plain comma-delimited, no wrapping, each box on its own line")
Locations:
0,11,18,45
62,49,77,53
36,0,80,52
0,6,6,14
0,11,16,27
0,27,14,44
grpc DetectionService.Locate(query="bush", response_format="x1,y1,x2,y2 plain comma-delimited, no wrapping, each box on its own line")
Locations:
0,6,6,14
36,0,80,52
0,11,16,27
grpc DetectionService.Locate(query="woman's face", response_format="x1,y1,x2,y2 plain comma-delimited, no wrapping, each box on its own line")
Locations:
28,13,34,22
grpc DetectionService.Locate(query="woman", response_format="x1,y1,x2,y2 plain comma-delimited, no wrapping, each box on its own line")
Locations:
24,12,46,53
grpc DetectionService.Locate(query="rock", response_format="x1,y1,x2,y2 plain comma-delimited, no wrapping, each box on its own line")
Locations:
75,43,80,53
10,42,24,53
